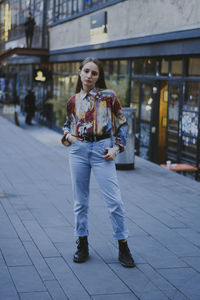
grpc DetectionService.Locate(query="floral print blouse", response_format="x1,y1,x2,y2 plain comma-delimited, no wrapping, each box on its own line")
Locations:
63,87,128,152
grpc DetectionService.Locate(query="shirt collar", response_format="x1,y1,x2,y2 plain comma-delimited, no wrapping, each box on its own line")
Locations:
80,87,98,100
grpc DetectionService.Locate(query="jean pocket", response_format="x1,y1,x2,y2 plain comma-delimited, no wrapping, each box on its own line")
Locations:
96,138,113,155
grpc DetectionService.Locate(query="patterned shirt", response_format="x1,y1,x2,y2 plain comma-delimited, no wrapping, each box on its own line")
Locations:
63,87,128,151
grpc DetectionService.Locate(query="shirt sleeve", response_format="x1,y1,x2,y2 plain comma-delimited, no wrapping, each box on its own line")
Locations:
112,93,128,152
61,96,74,146
63,96,74,134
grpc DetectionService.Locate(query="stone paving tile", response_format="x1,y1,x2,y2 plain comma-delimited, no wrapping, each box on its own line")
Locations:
92,293,138,300
152,228,200,257
9,266,46,293
0,238,32,267
44,280,69,300
0,266,19,300
43,226,73,243
45,256,91,300
175,228,200,247
3,212,32,242
158,267,200,300
0,203,18,239
23,241,55,281
0,250,5,266
19,292,52,300
55,242,131,296
128,236,187,268
138,263,186,299
27,206,69,228
181,256,200,273
22,220,60,258
109,263,168,300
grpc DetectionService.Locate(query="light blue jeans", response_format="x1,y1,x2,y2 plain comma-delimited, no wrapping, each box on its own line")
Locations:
69,138,129,240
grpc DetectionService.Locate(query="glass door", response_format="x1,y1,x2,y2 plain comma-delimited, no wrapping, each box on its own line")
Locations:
166,82,183,162
181,81,200,165
139,81,159,162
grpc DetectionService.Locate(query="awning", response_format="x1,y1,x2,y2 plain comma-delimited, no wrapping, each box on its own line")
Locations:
0,47,49,62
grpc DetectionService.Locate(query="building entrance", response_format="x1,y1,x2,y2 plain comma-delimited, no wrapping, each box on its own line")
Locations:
139,80,180,164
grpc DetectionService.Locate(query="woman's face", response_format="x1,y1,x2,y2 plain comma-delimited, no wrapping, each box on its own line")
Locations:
79,61,99,91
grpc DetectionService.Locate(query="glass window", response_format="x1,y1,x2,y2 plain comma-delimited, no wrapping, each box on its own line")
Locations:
102,60,109,76
188,58,200,77
47,0,54,24
160,58,169,76
144,58,156,75
130,79,140,117
181,138,197,162
167,84,180,160
132,59,144,75
131,79,140,103
71,62,79,73
184,82,200,112
110,60,118,75
171,59,182,77
119,60,128,75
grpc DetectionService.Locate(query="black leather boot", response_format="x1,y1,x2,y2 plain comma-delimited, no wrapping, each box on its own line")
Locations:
118,240,135,268
73,236,89,263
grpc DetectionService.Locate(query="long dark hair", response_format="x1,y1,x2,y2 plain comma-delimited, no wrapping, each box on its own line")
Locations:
75,57,107,93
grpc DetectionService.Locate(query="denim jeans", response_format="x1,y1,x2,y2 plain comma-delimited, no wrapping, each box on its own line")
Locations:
69,138,129,240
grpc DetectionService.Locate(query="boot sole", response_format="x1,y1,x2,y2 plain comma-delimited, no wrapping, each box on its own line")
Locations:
119,259,136,268
73,256,89,263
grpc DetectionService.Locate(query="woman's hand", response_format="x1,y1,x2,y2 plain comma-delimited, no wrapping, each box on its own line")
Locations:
102,146,120,161
68,135,82,143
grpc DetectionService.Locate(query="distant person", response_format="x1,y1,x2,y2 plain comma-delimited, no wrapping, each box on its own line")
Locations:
61,57,135,268
25,89,35,125
24,12,35,48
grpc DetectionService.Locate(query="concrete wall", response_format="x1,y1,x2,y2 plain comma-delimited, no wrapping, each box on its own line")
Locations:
50,0,200,51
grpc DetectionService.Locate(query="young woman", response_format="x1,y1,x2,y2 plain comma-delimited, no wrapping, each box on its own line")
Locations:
62,57,135,268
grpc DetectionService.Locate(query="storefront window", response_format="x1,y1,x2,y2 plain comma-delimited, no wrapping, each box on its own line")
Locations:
119,60,128,75
102,60,109,76
131,79,140,117
144,59,156,75
71,62,79,73
160,58,169,76
167,84,180,160
170,59,182,77
188,58,200,77
181,81,199,163
132,59,144,75
110,60,118,75
184,82,200,111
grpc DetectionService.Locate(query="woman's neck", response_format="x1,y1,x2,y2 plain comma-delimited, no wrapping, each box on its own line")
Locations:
82,85,95,94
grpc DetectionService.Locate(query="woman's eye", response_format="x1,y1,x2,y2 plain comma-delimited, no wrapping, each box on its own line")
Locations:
92,72,98,76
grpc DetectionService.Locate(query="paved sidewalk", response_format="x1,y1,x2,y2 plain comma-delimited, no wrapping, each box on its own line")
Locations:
0,116,200,300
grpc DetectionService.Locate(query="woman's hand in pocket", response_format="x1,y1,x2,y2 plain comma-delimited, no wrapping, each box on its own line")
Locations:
68,135,82,143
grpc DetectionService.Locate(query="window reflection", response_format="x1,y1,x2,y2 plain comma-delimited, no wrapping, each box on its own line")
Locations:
171,59,182,77
188,58,200,77
132,59,144,75
144,59,156,75
184,82,200,111
160,58,169,76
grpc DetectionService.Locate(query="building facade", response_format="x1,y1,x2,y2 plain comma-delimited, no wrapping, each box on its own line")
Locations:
0,0,200,175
